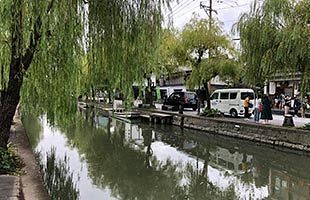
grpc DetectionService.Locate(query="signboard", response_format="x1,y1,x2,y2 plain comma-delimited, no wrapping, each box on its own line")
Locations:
269,82,276,95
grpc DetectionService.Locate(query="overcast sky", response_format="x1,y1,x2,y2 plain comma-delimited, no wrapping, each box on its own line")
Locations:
163,0,260,38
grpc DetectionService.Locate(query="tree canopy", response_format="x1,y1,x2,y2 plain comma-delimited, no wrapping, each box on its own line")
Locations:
0,0,172,148
236,0,310,94
159,16,242,109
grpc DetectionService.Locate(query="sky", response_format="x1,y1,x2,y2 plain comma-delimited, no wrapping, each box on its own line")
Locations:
163,0,260,38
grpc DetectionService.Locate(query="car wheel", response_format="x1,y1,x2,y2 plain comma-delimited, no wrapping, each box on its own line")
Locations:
230,109,238,118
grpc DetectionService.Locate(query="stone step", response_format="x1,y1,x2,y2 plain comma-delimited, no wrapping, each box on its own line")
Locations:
0,175,21,200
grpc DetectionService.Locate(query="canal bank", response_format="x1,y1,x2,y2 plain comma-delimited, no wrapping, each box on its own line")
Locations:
8,112,49,200
79,101,310,152
21,105,310,199
138,109,310,153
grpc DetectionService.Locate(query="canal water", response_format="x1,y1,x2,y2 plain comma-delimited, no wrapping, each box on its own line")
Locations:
22,109,310,200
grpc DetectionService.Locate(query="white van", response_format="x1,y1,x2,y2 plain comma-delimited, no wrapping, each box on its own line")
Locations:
210,88,255,117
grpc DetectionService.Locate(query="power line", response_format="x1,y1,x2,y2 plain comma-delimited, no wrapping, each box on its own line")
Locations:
169,0,188,14
167,0,197,19
215,2,250,11
172,5,201,19
165,0,193,18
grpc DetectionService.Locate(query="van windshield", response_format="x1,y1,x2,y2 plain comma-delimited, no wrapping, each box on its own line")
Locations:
241,92,254,100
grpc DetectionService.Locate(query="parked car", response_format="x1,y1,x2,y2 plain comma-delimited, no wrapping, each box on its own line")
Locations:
209,88,255,117
162,91,198,111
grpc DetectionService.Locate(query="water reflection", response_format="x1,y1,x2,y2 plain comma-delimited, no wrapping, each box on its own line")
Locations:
23,108,310,200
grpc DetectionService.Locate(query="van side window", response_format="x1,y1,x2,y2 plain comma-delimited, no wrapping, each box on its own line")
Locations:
230,92,237,99
211,92,218,100
220,92,229,99
241,92,254,100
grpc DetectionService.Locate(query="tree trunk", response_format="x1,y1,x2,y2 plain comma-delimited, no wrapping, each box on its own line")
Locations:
0,69,23,149
0,0,43,149
203,81,211,110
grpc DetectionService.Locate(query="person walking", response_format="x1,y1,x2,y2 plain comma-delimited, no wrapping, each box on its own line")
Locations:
293,97,301,117
261,95,273,124
243,96,250,120
253,98,262,123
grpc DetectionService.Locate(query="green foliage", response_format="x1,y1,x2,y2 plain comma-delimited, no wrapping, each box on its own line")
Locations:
201,108,222,117
0,0,173,132
160,16,242,89
37,148,80,200
158,29,182,74
21,114,43,148
85,0,173,102
236,0,310,94
0,144,23,174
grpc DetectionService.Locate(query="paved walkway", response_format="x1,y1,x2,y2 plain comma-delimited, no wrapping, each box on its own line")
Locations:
0,175,21,200
0,111,49,200
154,103,310,128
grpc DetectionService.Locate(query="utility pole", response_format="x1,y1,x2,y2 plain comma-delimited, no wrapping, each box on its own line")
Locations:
209,0,212,29
200,0,218,110
200,1,217,29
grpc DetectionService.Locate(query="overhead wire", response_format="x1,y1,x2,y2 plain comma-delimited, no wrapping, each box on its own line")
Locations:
173,5,201,19
169,0,188,14
164,0,192,18
166,0,197,19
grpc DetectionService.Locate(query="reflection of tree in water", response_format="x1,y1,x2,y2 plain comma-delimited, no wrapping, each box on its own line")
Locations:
28,109,239,199
21,114,43,148
183,164,237,200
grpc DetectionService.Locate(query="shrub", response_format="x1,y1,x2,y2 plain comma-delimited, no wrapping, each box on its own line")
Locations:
200,108,222,117
0,144,23,174
301,123,310,131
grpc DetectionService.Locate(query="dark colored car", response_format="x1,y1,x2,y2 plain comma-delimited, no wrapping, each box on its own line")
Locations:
162,91,198,111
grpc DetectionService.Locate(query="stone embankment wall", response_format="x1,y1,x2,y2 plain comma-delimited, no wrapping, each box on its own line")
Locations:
172,114,310,152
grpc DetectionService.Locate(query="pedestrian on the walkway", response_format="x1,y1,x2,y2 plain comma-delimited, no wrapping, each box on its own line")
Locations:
293,97,301,117
261,95,273,124
253,98,262,123
284,95,291,115
243,96,250,120
301,96,308,118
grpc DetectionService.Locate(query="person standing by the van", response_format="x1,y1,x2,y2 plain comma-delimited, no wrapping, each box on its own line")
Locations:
261,95,273,124
243,96,250,119
253,98,262,123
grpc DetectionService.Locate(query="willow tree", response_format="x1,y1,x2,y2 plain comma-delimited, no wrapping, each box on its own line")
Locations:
169,16,241,109
236,0,310,94
0,0,171,149
158,28,182,74
85,0,171,105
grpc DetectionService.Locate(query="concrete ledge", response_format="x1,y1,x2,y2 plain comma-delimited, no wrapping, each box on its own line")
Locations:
11,112,50,200
0,175,21,200
138,108,310,152
171,114,310,152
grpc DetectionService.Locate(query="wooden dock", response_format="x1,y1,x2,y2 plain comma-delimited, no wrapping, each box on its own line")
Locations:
140,113,173,124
